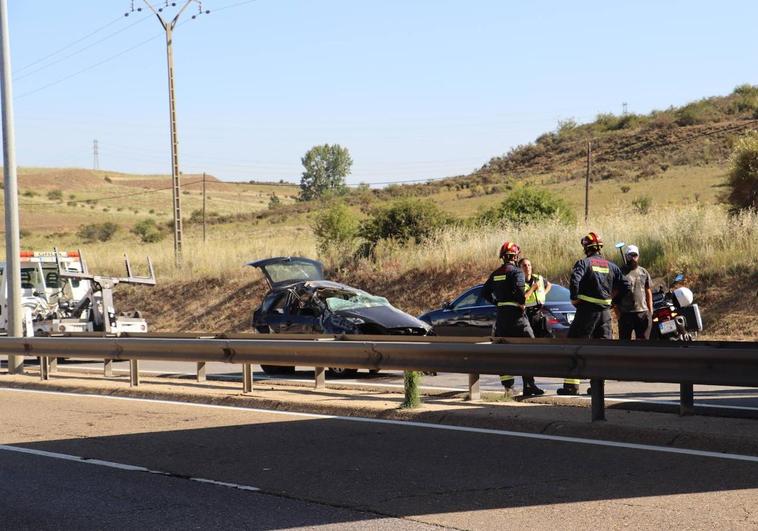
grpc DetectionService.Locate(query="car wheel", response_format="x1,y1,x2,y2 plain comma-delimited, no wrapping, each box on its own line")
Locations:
327,367,359,377
261,365,296,375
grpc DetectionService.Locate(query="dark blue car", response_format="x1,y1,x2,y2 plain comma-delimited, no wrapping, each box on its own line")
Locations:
418,284,576,337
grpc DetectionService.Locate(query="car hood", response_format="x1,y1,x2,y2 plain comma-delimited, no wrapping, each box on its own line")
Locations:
335,305,431,331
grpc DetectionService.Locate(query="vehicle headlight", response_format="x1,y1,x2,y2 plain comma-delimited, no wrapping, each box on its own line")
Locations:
344,317,365,325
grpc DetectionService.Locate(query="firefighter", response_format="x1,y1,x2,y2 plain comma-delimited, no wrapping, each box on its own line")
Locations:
557,232,630,395
481,242,543,397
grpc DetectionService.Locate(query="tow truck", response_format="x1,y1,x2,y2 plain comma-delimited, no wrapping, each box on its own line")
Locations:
0,249,155,336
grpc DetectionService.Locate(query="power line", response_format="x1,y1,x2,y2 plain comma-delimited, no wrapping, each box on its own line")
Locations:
14,14,151,82
15,15,125,73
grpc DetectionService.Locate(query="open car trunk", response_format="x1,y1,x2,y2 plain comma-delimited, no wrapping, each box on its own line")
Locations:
246,257,325,289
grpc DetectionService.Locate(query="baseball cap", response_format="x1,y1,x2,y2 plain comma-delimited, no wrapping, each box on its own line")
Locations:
626,244,640,256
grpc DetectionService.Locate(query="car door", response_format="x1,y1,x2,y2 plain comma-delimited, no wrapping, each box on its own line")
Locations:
279,294,318,334
433,286,494,336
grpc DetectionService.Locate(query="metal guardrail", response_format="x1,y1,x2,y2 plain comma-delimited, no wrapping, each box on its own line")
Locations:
1,334,756,421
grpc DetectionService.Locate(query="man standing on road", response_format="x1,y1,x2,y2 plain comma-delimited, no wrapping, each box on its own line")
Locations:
481,242,543,397
617,244,653,340
557,232,630,396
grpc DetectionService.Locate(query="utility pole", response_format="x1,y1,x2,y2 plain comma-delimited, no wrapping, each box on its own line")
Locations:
622,102,628,116
202,171,206,243
0,0,24,373
585,139,592,225
93,139,99,170
126,0,209,267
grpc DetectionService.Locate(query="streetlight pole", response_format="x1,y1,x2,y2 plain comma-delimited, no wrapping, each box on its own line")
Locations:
126,1,209,267
0,0,24,373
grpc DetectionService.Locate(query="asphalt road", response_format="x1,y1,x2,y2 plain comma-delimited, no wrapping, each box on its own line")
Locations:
52,359,758,412
1,387,757,529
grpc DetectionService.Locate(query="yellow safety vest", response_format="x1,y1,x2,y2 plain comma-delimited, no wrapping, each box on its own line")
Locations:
524,274,546,307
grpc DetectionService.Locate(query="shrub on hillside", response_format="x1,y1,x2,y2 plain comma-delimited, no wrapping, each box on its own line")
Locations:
360,199,452,246
478,186,575,226
311,201,359,254
632,195,652,215
727,132,758,212
77,222,118,243
132,218,166,243
47,189,63,201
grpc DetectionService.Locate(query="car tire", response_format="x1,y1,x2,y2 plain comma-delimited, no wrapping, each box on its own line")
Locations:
327,367,359,377
261,364,296,375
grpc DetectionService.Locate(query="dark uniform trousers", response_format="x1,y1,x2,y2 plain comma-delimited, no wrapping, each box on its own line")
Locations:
494,307,536,389
619,311,651,340
568,304,612,339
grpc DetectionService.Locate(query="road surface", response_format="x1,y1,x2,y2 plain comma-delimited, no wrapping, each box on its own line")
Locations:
1,387,757,529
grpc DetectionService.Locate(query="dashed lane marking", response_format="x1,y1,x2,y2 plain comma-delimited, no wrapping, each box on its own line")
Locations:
2,387,758,464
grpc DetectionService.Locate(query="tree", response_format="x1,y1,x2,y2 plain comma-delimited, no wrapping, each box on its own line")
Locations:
312,201,359,254
299,144,352,201
727,132,758,212
478,185,576,226
360,199,452,246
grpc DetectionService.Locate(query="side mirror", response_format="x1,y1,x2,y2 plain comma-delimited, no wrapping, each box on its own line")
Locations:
443,301,452,310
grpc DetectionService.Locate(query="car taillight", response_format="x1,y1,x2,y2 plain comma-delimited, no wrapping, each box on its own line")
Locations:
547,316,560,325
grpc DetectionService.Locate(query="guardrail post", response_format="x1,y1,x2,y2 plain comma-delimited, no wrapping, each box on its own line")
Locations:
590,379,605,421
49,357,57,373
196,362,207,382
39,356,50,381
104,359,113,378
314,366,326,389
467,374,480,401
680,383,695,416
242,363,253,393
129,360,140,387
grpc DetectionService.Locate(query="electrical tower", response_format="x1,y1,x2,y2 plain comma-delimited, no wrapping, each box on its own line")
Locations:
93,139,99,170
125,0,209,267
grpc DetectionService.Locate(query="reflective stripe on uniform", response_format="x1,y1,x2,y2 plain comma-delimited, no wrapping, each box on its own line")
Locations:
564,378,581,385
591,266,609,274
525,274,546,307
577,294,612,305
500,375,514,382
497,302,521,307
493,275,507,281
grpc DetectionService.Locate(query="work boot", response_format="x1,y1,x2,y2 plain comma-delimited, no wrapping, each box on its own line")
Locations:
557,383,579,396
502,380,514,398
522,384,545,397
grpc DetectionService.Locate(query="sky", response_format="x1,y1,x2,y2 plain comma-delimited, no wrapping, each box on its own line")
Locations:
5,0,758,185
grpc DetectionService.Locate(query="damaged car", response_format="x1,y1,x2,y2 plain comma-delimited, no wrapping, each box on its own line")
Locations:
248,257,431,376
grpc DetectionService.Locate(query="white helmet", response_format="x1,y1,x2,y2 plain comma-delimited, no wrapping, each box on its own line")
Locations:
673,287,694,308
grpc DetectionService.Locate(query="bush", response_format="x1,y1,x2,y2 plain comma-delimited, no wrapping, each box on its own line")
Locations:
311,201,359,254
727,132,758,211
132,218,166,243
620,185,631,194
47,189,63,201
360,199,452,246
104,176,112,183
77,222,118,242
632,195,652,214
268,193,281,210
478,186,576,226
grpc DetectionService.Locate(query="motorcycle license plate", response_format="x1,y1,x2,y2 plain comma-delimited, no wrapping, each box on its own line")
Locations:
566,313,575,324
658,320,678,335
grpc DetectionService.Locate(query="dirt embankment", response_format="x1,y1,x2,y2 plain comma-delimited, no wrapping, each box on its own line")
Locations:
117,267,757,340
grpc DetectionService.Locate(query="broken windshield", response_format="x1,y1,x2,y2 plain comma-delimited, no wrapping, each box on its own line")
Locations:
323,290,392,312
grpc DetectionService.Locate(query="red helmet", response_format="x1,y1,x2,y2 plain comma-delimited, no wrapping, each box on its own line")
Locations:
499,241,521,259
581,232,603,251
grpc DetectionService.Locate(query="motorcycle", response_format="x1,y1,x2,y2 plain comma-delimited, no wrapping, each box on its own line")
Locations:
650,274,703,341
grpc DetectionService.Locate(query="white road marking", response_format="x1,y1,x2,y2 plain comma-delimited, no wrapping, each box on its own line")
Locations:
57,365,758,412
2,387,758,464
0,442,261,492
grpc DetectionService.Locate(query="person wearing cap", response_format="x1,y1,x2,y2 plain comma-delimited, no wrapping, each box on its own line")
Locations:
557,231,630,396
617,244,653,340
481,241,543,397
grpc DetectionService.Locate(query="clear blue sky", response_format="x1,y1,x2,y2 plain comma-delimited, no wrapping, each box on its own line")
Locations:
6,0,758,185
